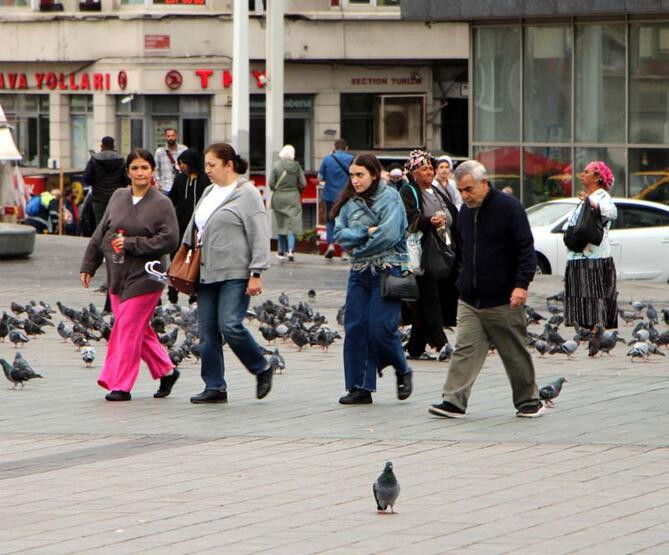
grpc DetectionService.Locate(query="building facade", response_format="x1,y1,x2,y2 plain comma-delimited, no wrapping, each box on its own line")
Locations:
403,1,669,205
0,0,469,179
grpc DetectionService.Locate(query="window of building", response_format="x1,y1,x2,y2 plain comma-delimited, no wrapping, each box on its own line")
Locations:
524,26,572,143
575,23,626,143
575,147,626,197
473,26,520,143
1,94,49,168
70,94,94,169
341,93,425,150
629,148,669,203
630,23,669,144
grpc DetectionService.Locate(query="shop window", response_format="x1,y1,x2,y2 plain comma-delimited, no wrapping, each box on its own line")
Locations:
629,148,669,204
473,146,520,197
70,95,94,169
38,0,64,11
79,0,100,11
341,93,425,150
1,94,49,168
521,147,572,206
575,147,625,197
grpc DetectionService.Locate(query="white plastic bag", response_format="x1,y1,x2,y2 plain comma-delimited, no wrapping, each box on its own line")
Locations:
407,230,424,275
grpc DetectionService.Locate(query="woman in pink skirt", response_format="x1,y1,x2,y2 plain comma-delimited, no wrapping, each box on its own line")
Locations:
80,148,180,401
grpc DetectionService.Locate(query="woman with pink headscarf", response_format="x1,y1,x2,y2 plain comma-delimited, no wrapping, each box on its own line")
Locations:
564,161,618,329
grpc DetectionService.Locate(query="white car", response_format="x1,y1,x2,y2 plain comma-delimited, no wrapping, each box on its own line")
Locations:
527,198,669,282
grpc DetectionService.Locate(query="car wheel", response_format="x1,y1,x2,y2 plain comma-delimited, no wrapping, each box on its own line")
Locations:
536,256,551,275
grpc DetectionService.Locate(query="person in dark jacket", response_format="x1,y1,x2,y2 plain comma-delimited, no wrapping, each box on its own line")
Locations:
167,148,210,304
428,160,545,420
399,149,459,359
82,136,127,227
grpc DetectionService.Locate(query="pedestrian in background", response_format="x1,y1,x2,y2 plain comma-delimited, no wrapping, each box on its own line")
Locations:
564,161,618,330
332,153,412,405
400,150,459,359
428,160,545,419
269,144,306,262
82,136,127,227
80,148,180,402
155,128,187,194
387,164,408,191
433,155,462,210
183,142,273,405
318,138,354,259
167,148,210,304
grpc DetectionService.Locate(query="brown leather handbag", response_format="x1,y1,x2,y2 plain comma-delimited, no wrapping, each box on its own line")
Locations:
167,227,201,295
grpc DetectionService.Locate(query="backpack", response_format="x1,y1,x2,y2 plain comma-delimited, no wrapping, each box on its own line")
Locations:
25,195,43,217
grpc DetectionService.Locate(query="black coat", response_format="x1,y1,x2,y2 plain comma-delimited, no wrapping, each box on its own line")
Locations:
399,182,459,328
82,151,127,204
168,173,210,240
456,187,536,309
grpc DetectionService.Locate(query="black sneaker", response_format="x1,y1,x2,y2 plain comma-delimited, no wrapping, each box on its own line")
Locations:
428,400,465,418
396,370,412,401
105,390,131,401
287,251,295,262
324,245,335,259
339,388,373,405
190,389,228,404
516,402,546,418
154,369,180,399
256,368,273,399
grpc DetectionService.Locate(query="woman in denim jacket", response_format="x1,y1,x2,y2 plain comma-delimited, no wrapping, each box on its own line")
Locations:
332,154,413,405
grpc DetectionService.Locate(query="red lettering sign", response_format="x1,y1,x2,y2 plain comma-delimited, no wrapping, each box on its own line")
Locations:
80,73,90,90
145,34,170,50
251,69,267,88
34,73,45,89
195,69,213,89
0,74,4,89
223,70,232,88
58,73,68,90
8,74,17,89
17,74,27,89
46,72,57,90
93,73,104,91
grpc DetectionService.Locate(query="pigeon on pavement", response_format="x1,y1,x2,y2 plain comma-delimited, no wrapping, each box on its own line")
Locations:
9,328,29,348
627,342,650,362
1,358,43,389
549,339,578,358
268,348,286,374
539,377,567,408
373,462,400,514
81,347,96,368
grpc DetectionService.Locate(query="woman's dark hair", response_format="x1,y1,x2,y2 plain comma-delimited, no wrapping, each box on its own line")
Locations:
177,148,206,178
204,142,248,175
330,154,383,219
126,148,156,170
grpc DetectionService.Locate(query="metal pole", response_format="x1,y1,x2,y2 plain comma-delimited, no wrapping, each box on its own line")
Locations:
265,0,284,208
58,168,64,235
231,0,250,165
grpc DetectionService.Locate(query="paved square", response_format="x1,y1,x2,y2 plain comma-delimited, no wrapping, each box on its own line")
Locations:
1,236,669,553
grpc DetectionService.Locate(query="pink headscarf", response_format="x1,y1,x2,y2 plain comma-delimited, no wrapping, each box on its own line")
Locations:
405,149,434,173
585,161,614,190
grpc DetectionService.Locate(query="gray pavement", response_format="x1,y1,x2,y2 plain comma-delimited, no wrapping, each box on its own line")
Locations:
1,235,669,553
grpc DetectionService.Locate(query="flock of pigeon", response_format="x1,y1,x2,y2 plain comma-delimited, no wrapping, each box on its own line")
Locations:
524,292,669,363
0,289,342,390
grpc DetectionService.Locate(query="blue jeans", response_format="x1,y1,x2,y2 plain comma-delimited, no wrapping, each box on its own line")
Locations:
343,267,410,392
197,279,268,391
277,234,296,254
325,200,335,245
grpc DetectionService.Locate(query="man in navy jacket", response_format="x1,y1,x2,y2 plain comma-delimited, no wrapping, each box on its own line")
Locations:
428,160,545,419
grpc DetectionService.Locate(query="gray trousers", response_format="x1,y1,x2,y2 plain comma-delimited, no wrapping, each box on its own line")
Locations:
442,300,540,410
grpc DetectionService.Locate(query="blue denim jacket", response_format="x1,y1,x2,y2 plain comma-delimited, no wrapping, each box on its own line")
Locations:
334,182,409,270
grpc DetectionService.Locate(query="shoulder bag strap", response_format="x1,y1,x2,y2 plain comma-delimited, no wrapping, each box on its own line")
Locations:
331,154,351,174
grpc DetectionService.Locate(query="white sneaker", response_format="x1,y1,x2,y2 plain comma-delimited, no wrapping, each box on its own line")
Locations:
340,251,349,262
276,252,287,261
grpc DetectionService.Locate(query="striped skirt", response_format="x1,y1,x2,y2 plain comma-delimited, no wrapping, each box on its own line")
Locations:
564,257,618,329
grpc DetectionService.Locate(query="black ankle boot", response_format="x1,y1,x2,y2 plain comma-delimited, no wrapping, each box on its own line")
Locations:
396,370,413,401
339,388,373,405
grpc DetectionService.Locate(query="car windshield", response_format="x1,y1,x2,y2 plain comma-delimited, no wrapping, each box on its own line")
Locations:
526,202,575,226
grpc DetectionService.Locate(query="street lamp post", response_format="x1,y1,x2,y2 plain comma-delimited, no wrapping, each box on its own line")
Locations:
265,0,284,202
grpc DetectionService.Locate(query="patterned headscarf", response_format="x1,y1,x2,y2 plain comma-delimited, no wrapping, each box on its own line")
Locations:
586,161,615,190
405,149,434,174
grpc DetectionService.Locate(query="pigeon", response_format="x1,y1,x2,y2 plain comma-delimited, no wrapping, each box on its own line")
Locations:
539,377,567,408
627,342,650,362
9,328,29,348
631,301,647,313
336,306,345,327
547,291,564,302
647,343,667,357
290,326,310,351
547,314,564,327
259,324,278,343
542,324,565,346
534,339,549,357
547,304,563,315
1,357,43,389
314,327,336,351
373,462,400,514
600,331,622,355
549,339,579,358
525,307,545,325
71,333,89,350
268,348,286,374
630,329,650,344
438,343,455,361
10,302,26,315
159,328,179,348
588,325,604,357
656,331,669,349
646,305,659,325
57,321,73,342
81,347,96,368
278,292,290,307
619,309,642,324
307,289,316,301
22,319,46,336
662,308,669,326
0,315,9,342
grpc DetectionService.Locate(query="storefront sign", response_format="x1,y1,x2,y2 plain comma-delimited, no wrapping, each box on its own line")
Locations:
0,71,117,91
191,69,264,90
145,34,170,50
351,76,422,85
165,70,183,90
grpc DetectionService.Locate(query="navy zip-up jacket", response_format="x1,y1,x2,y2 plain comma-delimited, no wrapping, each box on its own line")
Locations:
456,187,536,309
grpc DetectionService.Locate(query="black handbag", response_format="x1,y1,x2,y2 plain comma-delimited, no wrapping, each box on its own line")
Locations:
380,271,420,302
422,231,456,279
563,200,604,253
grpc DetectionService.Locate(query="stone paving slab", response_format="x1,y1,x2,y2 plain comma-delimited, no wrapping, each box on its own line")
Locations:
0,235,668,553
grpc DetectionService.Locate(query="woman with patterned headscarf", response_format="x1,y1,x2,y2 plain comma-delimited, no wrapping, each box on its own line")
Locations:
564,161,618,329
399,149,459,359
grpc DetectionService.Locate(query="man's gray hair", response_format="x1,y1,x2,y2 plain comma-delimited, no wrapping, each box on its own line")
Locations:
454,160,487,183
